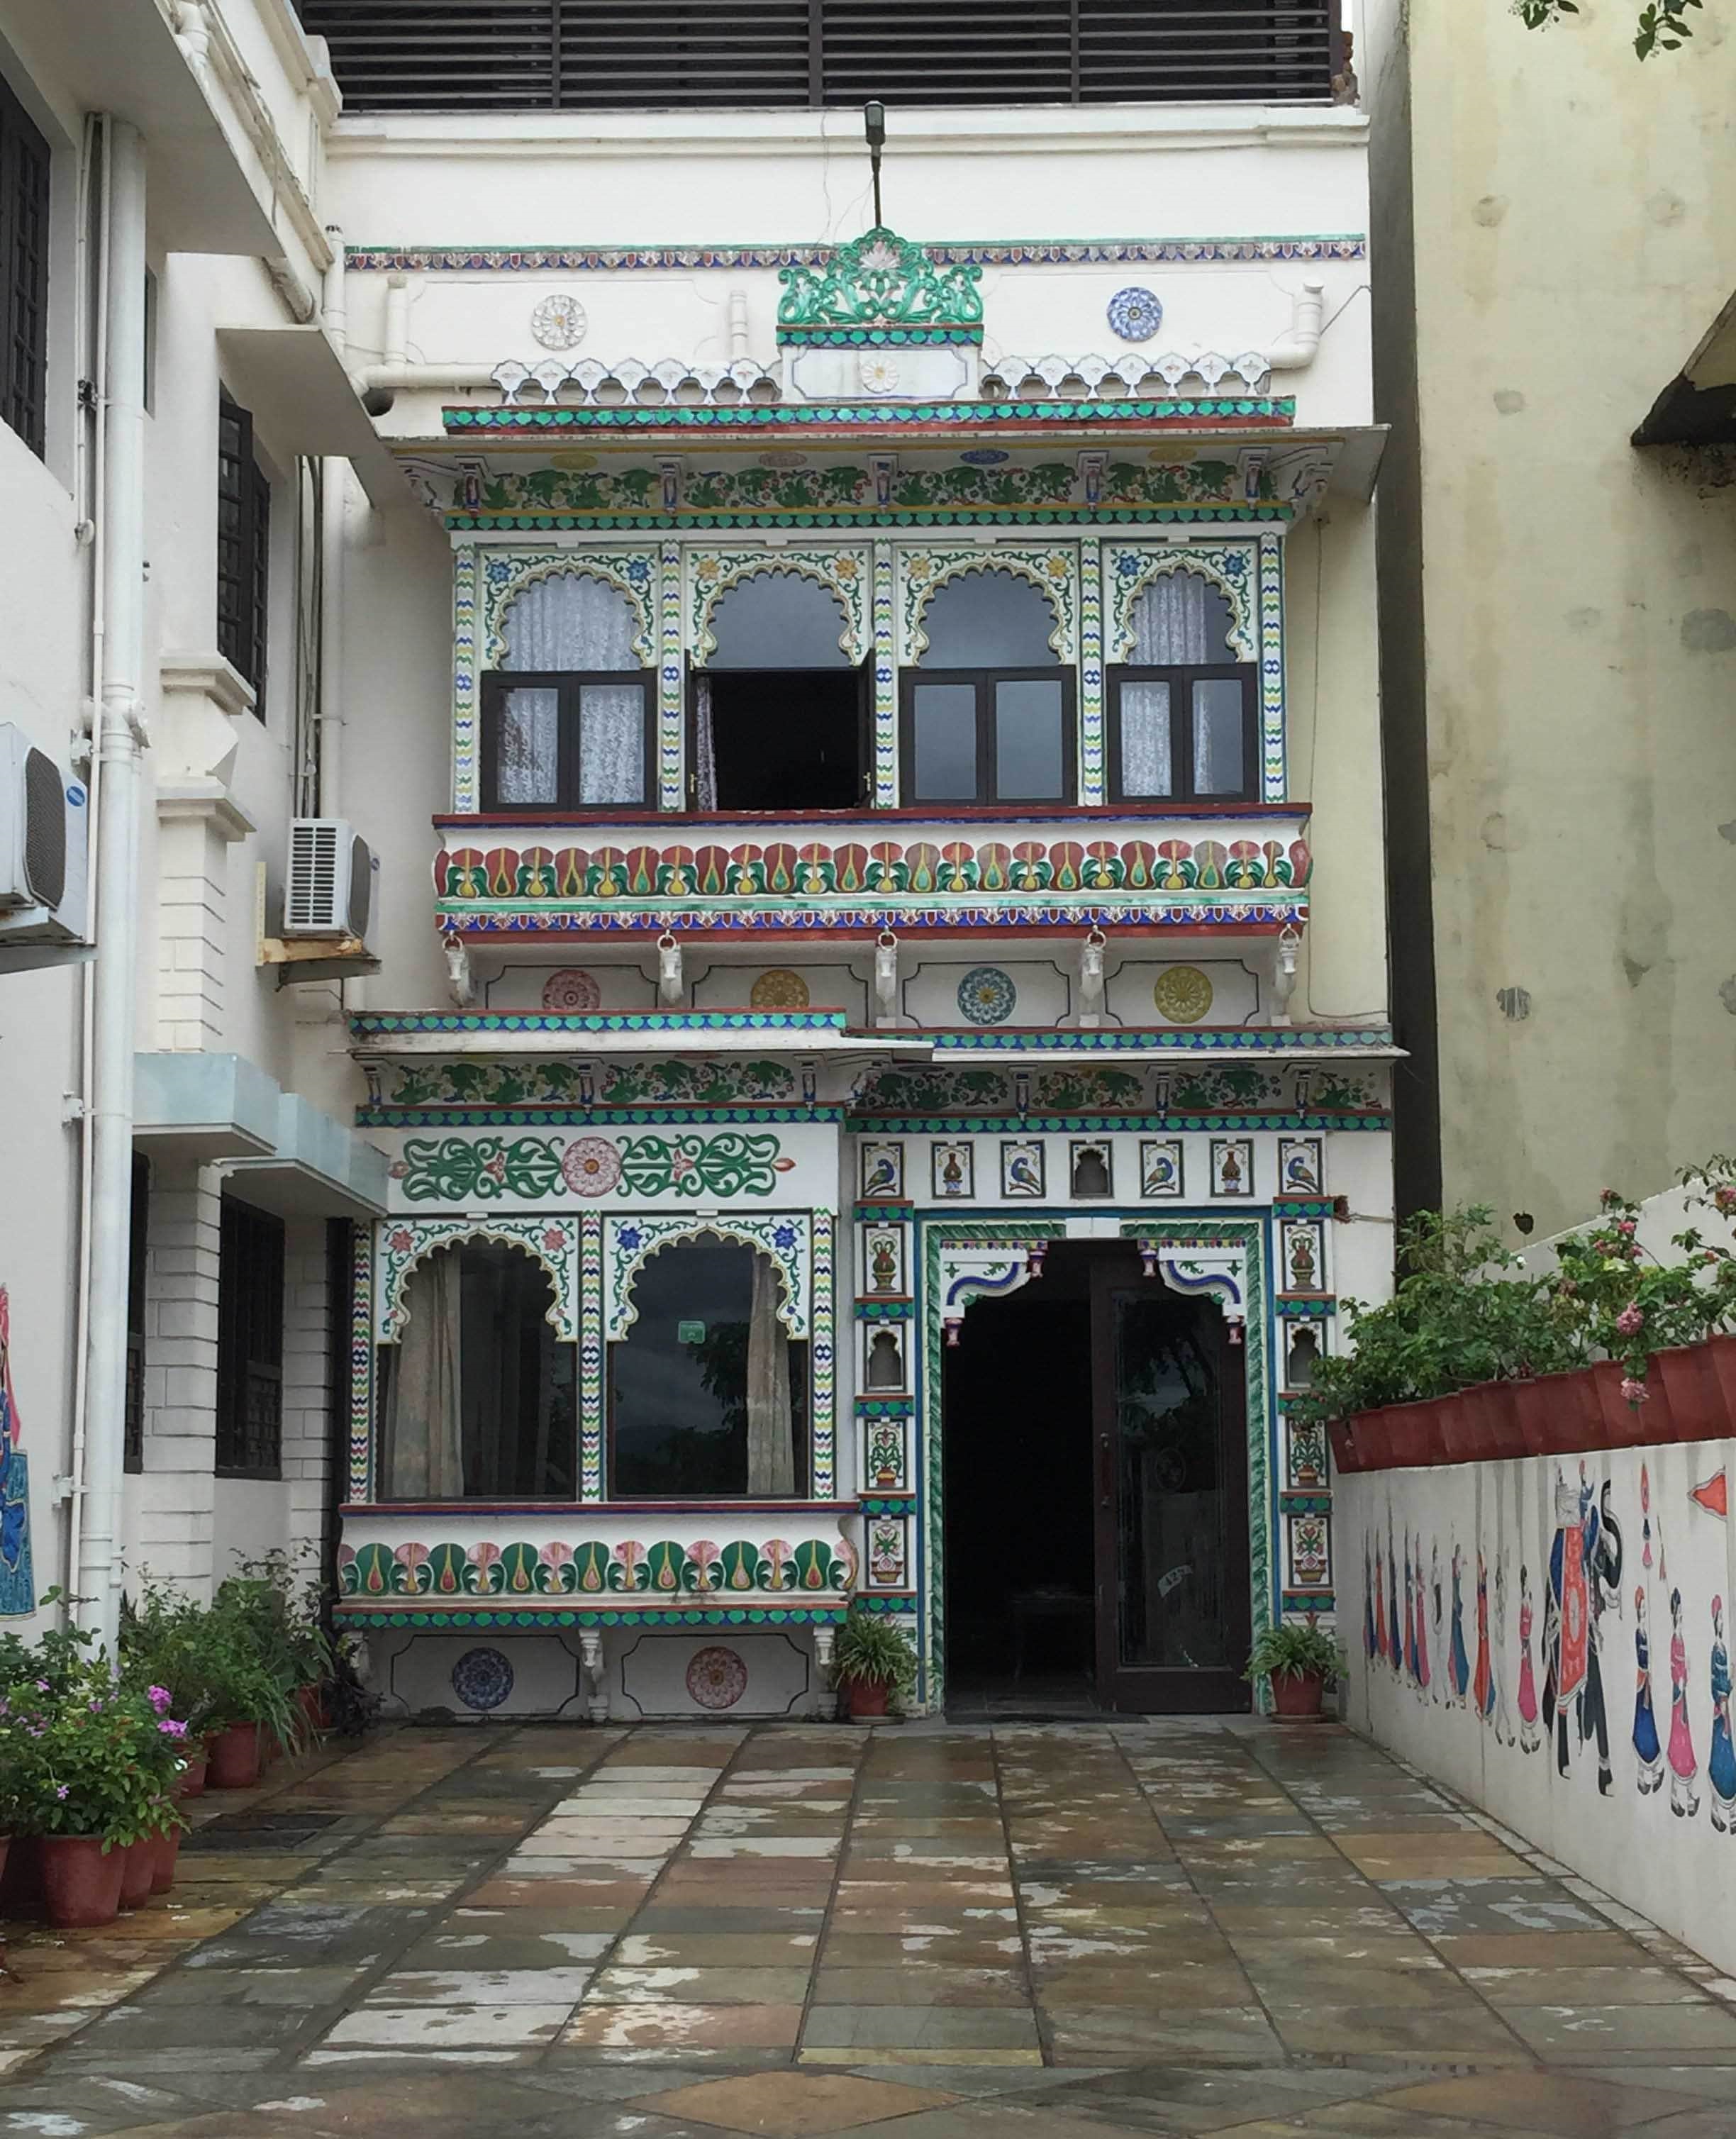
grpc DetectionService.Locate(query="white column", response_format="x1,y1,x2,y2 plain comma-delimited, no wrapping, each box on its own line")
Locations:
133,1162,221,1599
77,119,149,1652
280,1221,336,1555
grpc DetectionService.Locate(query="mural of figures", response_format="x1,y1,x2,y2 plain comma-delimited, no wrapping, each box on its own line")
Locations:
1633,1586,1664,1794
1492,1558,1515,1747
1709,1598,1735,1833
1374,1535,1388,1665
1449,1543,1471,1705
1403,1534,1418,1685
1414,1531,1431,1699
1388,1525,1402,1672
1518,1564,1540,1753
1543,1462,1615,1792
1472,1549,1494,1723
1431,1540,1445,1704
1584,1479,1623,1797
1669,1587,1702,1819
0,1287,34,1619
1364,1533,1378,1662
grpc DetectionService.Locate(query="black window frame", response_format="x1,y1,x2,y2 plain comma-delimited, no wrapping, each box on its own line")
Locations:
686,660,872,814
899,666,1077,807
217,389,271,713
123,1152,150,1475
1106,662,1259,806
0,66,50,460
216,1194,285,1481
480,667,655,813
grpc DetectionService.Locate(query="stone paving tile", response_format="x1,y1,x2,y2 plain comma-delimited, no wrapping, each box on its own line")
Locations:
4,1716,1731,2136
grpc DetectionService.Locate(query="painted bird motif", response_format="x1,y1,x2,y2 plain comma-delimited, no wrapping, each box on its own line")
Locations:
1283,1147,1322,1193
862,1150,902,1199
1006,1148,1043,1196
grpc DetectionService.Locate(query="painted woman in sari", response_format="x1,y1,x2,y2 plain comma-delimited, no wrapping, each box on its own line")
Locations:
1491,1557,1515,1747
1708,1596,1735,1833
1449,1544,1471,1706
1413,1531,1431,1700
1471,1550,1493,1721
1668,1587,1701,1820
1431,1540,1445,1705
1364,1533,1378,1662
1626,1582,1660,1794
1518,1564,1541,1753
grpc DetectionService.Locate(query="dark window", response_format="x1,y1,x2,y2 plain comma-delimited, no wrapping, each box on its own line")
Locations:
0,67,50,457
378,1240,574,1499
903,568,1074,805
610,1238,808,1499
693,570,865,811
216,1196,284,1479
1107,569,1259,803
482,570,651,810
123,1152,150,1474
217,391,271,710
296,3,1342,113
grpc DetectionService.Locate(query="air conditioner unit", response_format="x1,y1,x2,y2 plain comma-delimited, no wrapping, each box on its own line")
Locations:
284,818,374,941
0,723,89,947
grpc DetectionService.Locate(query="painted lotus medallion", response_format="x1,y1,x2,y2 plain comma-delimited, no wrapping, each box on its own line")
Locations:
450,1647,514,1711
957,966,1017,1026
1153,965,1213,1023
562,1136,623,1197
685,1645,749,1711
750,967,811,1010
542,967,601,1011
1107,286,1164,343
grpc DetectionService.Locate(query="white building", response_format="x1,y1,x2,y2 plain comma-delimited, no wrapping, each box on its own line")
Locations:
0,0,1392,1718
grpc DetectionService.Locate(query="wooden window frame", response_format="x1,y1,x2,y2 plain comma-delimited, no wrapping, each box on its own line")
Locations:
686,661,872,813
216,1195,285,1482
0,68,49,460
217,391,271,711
898,667,1078,807
1106,662,1259,806
479,667,655,813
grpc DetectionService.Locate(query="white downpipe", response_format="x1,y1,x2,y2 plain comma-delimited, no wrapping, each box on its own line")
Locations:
1265,279,1327,372
319,226,346,814
358,363,499,394
75,118,148,1656
65,114,111,1621
383,272,408,370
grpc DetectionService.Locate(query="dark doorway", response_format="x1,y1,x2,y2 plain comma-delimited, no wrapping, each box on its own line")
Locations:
703,670,864,811
941,1240,1252,1715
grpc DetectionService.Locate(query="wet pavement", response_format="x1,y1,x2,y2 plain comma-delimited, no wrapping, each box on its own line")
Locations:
4,1718,1736,2135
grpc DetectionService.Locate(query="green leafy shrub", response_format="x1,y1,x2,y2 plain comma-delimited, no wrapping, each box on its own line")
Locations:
1246,1618,1342,1688
830,1606,918,1699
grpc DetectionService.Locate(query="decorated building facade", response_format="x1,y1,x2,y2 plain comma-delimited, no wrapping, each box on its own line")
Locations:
1,0,1391,1718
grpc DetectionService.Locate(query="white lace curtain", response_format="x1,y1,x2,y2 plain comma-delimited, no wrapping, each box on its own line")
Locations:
499,572,645,805
1127,570,1237,665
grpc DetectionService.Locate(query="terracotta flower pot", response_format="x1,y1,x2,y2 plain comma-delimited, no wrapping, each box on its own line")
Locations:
1384,1400,1438,1469
1435,1392,1481,1465
1326,1418,1363,1474
1653,1344,1725,1445
0,1833,43,1919
1705,1333,1736,1432
1350,1406,1397,1469
1511,1378,1553,1458
40,1837,125,1930
1270,1669,1327,1721
847,1679,891,1721
1591,1359,1664,1450
177,1751,209,1799
206,1722,262,1791
1538,1366,1603,1455
148,1826,182,1896
1479,1382,1524,1463
118,1836,157,1911
296,1684,330,1738
0,1836,9,1889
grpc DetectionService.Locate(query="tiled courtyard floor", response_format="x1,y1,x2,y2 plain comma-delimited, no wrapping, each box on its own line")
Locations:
4,1721,1736,2136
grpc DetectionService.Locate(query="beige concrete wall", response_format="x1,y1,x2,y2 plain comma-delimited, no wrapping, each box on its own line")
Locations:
1371,0,1736,1234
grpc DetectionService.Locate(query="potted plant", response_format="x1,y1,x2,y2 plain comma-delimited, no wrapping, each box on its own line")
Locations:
1246,1618,1342,1723
830,1606,917,1721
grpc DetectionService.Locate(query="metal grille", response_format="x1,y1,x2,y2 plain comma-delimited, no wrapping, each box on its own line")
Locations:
125,1155,149,1474
0,70,48,458
21,745,65,909
217,394,270,708
217,1196,285,1479
294,1,1340,111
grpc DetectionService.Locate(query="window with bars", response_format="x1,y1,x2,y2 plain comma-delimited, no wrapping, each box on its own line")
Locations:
218,392,271,713
293,1,1341,112
124,1153,150,1475
216,1196,285,1480
0,68,50,458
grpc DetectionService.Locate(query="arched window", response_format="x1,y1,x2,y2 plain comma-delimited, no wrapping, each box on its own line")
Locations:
902,570,1073,804
1109,570,1257,803
380,1240,574,1500
693,570,864,811
610,1237,808,1497
482,572,650,810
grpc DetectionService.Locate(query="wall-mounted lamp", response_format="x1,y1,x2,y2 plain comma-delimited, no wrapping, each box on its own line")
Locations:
864,100,886,228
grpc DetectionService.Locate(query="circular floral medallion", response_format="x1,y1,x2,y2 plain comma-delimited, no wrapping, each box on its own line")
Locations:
685,1645,749,1711
957,966,1018,1026
750,967,811,1010
1153,965,1214,1023
561,1135,623,1197
858,353,901,396
959,447,1010,465
450,1647,514,1712
1107,286,1165,343
530,293,587,350
542,967,601,1011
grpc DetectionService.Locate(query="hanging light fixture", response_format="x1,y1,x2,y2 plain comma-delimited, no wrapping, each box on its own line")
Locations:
864,101,886,228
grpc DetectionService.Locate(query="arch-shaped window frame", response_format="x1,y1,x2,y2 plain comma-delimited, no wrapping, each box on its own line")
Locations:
1106,562,1259,806
480,567,655,813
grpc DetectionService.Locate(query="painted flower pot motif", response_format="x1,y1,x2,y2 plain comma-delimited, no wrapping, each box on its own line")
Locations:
1652,1345,1725,1445
1270,1669,1327,1721
847,1679,891,1721
148,1827,181,1896
119,1837,157,1911
40,1837,125,1930
206,1722,262,1791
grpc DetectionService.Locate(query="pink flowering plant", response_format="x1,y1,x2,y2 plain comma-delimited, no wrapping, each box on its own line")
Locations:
0,1626,184,1847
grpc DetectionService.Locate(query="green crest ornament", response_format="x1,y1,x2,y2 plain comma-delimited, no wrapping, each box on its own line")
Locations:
777,226,984,345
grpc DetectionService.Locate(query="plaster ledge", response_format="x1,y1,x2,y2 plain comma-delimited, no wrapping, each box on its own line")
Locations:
159,650,257,721
156,782,257,844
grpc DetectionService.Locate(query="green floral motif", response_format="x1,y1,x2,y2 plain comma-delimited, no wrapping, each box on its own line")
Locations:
596,1060,793,1106
855,1067,1011,1113
777,226,984,333
618,1131,790,1199
1167,1068,1285,1112
396,1135,566,1201
384,1058,794,1111
1032,1068,1146,1111
1309,1072,1381,1111
338,1538,851,1601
